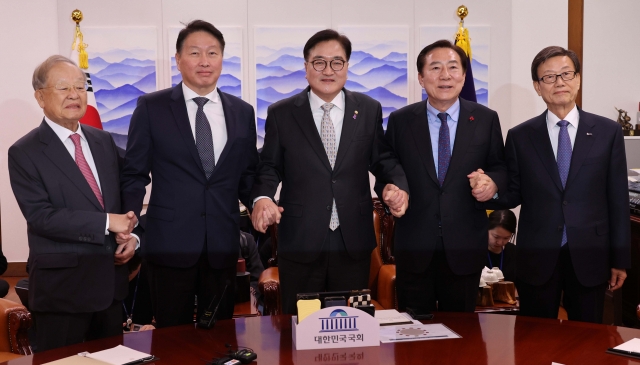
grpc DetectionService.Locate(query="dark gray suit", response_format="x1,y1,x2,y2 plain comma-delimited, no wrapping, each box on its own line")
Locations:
8,120,128,351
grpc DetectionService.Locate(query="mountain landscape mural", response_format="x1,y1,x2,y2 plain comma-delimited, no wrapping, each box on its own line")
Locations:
255,27,323,147
84,27,158,149
338,27,409,129
419,26,490,107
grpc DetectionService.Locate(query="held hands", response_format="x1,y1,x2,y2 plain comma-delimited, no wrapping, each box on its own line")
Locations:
114,236,136,265
109,211,138,241
609,268,627,291
467,168,498,202
251,198,284,233
382,184,409,218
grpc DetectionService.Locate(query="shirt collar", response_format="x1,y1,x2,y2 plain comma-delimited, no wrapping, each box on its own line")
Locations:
426,98,460,123
547,105,579,129
44,116,87,143
308,89,345,112
182,83,219,104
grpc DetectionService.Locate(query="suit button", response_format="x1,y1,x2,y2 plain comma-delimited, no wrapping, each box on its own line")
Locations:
106,245,111,251
563,201,568,206
326,206,331,211
332,180,336,184
201,213,206,217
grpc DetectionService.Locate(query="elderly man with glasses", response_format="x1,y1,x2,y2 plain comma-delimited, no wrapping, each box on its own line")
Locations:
250,29,409,314
483,46,630,323
8,55,138,351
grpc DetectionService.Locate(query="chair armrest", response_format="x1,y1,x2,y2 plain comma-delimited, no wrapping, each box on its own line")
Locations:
0,299,32,355
376,264,397,310
258,267,281,315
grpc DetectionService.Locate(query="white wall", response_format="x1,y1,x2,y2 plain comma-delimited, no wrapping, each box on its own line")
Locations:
0,0,568,263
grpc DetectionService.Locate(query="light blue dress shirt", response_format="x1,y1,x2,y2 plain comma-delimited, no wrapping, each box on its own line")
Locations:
426,99,460,176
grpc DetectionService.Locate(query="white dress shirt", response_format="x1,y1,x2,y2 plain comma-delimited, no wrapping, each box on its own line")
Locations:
309,89,346,146
253,90,346,206
546,105,579,160
182,83,227,165
44,117,109,235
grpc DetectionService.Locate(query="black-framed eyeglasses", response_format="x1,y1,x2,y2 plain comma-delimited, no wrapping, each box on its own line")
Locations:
308,59,346,72
538,71,578,84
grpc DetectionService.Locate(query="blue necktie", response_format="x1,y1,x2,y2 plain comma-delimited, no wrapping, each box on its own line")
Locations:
437,113,451,186
557,120,572,246
193,97,215,179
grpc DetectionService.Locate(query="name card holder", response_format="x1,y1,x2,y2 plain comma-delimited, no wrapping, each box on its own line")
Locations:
292,306,380,350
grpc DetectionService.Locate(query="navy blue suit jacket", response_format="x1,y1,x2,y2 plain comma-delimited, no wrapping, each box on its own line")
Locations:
121,84,258,269
498,108,630,286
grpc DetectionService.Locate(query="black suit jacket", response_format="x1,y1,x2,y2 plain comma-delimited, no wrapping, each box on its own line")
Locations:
497,109,630,286
251,88,408,263
121,83,258,269
8,121,128,313
381,98,507,275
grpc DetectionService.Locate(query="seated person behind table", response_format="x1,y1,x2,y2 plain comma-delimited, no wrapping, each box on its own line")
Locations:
487,210,517,282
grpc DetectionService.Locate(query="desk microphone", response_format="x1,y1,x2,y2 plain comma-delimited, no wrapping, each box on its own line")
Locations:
197,281,229,329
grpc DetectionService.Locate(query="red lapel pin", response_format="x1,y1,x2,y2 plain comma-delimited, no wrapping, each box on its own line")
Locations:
469,116,475,121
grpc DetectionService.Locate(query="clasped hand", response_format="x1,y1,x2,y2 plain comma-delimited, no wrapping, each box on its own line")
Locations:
467,168,498,202
251,199,284,233
382,184,409,218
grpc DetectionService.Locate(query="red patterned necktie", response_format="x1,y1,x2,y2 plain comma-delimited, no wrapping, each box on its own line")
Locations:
69,133,104,209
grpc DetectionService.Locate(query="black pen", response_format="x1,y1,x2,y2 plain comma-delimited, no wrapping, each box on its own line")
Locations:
607,348,640,358
122,355,155,365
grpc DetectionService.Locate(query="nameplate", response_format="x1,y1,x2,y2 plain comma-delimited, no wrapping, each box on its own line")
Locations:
292,306,380,350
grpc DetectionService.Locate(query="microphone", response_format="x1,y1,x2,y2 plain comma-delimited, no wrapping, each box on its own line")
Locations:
197,281,229,329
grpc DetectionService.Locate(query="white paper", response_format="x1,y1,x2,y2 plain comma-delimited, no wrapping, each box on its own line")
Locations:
552,363,566,365
379,323,461,343
630,169,640,175
84,345,153,365
613,338,640,352
374,309,414,326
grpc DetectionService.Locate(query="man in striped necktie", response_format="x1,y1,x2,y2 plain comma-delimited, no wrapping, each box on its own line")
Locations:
8,55,138,351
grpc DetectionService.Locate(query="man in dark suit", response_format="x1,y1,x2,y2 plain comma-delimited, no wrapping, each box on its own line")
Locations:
121,20,258,327
8,55,137,351
489,46,629,322
383,40,507,313
250,29,409,314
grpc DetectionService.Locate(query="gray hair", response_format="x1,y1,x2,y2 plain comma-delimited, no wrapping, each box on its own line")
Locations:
32,55,86,90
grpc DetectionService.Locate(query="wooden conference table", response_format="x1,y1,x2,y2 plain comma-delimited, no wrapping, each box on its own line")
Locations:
4,312,640,365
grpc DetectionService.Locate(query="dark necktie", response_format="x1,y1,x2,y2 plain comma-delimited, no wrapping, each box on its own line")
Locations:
437,112,451,186
193,97,215,179
557,120,572,246
70,133,104,209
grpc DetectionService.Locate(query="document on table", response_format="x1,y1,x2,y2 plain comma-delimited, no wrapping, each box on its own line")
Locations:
374,309,415,326
607,338,640,359
43,356,111,365
82,345,154,365
379,323,461,343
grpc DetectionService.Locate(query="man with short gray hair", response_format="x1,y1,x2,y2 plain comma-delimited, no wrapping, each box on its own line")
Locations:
9,55,137,351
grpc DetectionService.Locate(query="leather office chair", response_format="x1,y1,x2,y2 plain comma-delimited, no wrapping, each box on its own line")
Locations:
0,298,32,362
258,198,398,315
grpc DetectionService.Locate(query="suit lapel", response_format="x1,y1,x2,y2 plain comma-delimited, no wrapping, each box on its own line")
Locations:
169,83,206,177
83,127,113,211
528,111,563,191
40,121,104,211
566,109,596,188
214,90,237,173
292,88,332,171
444,98,479,188
334,89,359,172
408,100,439,186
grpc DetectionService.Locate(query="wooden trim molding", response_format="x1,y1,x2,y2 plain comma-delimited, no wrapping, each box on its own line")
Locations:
568,0,584,107
3,263,27,277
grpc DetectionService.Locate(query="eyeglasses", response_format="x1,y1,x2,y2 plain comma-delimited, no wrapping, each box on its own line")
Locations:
538,71,578,84
308,59,346,72
40,81,89,93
